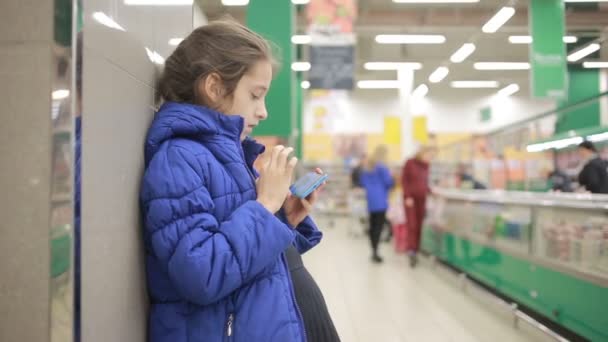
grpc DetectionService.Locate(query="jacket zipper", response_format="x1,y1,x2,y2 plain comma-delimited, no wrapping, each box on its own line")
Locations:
226,313,234,340
281,253,307,342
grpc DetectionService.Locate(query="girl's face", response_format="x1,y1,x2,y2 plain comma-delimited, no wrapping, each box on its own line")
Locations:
222,60,272,140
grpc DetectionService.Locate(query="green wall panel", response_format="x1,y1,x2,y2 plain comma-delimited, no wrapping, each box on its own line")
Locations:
423,229,608,342
247,0,295,139
556,69,601,134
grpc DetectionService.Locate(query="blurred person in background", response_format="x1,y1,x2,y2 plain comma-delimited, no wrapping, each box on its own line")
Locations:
457,163,486,190
548,168,572,192
577,141,608,194
402,146,435,268
350,154,367,188
359,145,395,263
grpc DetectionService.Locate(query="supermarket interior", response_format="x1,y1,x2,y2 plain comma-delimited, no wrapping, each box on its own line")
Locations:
1,0,608,342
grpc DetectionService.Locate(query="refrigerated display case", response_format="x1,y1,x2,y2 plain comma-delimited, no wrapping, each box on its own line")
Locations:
422,189,608,342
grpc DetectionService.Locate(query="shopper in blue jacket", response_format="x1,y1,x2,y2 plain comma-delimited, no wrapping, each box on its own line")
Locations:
140,21,333,342
359,145,395,263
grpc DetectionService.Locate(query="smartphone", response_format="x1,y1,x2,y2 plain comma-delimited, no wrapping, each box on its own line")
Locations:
290,172,328,199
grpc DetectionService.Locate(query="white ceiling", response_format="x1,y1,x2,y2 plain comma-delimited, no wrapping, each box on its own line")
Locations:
198,0,608,98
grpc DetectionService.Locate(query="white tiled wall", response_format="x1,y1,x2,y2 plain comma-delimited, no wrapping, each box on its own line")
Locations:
80,1,197,341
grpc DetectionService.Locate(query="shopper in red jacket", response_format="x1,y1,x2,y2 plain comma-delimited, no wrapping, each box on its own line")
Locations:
401,146,435,267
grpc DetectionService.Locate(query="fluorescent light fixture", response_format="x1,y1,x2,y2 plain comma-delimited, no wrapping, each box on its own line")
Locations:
145,47,165,65
92,12,126,31
474,62,530,70
168,38,183,46
291,35,311,44
450,81,499,88
527,137,583,152
222,0,249,5
412,84,429,98
301,81,311,89
497,83,520,97
52,89,70,100
450,43,476,63
292,62,311,71
364,62,422,70
375,34,446,44
428,67,449,83
508,36,578,44
583,61,608,68
568,43,601,62
482,7,515,33
587,132,608,142
394,0,478,2
357,80,401,89
292,0,310,4
124,0,192,4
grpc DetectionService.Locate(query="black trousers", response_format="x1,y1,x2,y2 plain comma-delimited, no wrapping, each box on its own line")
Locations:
369,211,386,256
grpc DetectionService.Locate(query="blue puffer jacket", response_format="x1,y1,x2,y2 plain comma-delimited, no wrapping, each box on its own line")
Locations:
359,163,395,212
140,102,322,342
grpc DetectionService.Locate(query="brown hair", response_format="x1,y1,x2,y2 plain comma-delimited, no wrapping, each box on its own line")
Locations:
158,19,277,108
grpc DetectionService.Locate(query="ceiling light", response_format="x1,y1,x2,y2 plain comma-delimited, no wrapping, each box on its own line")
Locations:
364,62,422,70
450,81,499,88
508,35,578,44
497,83,520,97
222,0,249,5
124,0,192,4
168,38,183,46
474,62,530,70
375,34,446,44
393,0,478,2
292,62,311,71
450,43,476,63
583,61,608,68
92,12,126,31
301,81,311,89
292,0,310,4
412,84,429,98
482,7,515,33
291,35,311,44
52,89,70,100
587,132,608,142
429,67,449,83
357,80,401,89
568,43,601,62
527,136,583,152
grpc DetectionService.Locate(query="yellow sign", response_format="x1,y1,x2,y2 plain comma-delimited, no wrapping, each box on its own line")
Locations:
412,116,428,143
383,116,401,145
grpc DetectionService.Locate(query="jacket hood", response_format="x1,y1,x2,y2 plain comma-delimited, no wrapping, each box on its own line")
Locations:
145,102,245,165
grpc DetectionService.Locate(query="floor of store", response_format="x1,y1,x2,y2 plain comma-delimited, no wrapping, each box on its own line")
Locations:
305,217,554,342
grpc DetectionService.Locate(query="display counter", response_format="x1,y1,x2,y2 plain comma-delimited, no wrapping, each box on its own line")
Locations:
422,189,608,342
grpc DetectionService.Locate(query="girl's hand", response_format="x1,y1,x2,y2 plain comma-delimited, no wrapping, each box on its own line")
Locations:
256,146,298,213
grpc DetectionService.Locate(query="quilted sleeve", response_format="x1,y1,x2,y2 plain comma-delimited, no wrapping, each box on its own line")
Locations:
141,145,296,306
276,210,323,255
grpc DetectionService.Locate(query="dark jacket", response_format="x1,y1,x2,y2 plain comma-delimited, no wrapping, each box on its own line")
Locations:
578,157,608,194
402,158,430,198
140,102,322,342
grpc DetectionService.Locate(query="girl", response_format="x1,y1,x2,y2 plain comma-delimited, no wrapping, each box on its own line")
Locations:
401,146,435,267
359,145,395,263
140,20,337,342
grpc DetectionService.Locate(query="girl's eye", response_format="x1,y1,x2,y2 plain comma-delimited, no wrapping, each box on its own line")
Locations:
251,93,260,100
